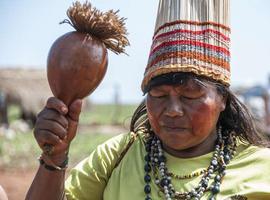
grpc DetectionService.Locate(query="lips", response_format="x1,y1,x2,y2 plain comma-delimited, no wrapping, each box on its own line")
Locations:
162,125,188,130
160,120,189,128
161,125,190,134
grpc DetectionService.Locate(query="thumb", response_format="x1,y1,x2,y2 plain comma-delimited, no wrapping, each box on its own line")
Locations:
66,99,83,142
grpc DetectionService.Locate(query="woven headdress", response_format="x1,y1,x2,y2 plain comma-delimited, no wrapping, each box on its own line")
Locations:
141,0,231,91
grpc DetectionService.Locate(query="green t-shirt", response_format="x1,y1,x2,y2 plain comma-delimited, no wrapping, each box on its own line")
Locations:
65,132,270,200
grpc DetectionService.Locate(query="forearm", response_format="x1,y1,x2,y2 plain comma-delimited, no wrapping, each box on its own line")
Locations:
25,165,66,200
27,97,82,200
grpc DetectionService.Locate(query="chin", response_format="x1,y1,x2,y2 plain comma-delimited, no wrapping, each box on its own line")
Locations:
164,141,193,151
159,135,194,151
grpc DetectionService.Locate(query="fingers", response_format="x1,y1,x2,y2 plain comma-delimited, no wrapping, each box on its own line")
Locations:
66,99,82,142
40,109,68,130
34,98,83,155
34,129,62,148
35,98,69,153
36,118,67,140
46,97,68,115
68,99,82,121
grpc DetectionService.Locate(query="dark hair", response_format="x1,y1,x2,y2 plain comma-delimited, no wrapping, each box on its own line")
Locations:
130,72,270,147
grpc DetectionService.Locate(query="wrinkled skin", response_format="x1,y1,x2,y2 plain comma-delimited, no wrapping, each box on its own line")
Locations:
146,79,226,158
33,97,82,163
26,97,82,200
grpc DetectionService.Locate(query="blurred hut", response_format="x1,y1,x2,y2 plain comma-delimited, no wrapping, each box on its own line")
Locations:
0,68,52,126
234,75,270,135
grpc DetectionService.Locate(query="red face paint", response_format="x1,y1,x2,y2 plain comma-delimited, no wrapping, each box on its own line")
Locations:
146,78,225,157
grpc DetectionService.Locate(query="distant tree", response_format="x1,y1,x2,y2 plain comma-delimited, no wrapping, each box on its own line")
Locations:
0,91,8,126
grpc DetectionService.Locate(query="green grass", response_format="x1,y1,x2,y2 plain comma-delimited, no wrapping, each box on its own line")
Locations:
0,103,137,170
7,103,137,126
80,104,137,125
0,132,113,170
8,105,21,123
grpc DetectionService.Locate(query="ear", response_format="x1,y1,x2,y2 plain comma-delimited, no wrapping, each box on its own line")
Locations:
219,94,227,112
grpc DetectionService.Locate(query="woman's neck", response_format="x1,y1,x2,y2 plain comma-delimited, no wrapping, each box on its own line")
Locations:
162,132,217,158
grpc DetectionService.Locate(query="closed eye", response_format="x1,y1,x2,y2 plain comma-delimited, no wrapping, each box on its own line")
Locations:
149,93,167,98
182,96,197,100
181,93,204,101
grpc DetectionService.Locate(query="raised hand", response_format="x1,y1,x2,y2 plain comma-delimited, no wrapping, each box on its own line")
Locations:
34,97,82,164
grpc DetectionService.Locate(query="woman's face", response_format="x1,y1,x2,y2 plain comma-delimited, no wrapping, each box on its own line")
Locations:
146,78,226,152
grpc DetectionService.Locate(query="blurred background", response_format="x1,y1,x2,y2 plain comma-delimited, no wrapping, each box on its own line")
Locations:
0,0,269,199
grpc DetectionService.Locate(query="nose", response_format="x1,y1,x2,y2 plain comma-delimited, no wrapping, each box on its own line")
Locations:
164,96,184,117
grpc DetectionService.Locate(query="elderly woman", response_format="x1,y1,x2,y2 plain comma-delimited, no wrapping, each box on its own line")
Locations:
26,0,270,199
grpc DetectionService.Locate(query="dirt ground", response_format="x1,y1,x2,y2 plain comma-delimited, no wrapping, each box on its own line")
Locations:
0,168,86,200
0,169,36,200
0,124,126,200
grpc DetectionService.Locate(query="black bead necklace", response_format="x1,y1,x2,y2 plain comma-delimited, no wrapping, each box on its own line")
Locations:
143,128,237,200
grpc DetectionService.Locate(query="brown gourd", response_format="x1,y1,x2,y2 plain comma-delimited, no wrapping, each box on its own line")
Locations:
47,1,129,106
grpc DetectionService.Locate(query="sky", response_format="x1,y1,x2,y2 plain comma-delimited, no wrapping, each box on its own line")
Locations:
0,0,270,104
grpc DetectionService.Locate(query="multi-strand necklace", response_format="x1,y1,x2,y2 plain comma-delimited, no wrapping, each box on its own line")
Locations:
144,129,237,200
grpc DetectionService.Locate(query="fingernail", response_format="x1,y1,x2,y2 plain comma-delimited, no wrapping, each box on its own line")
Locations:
61,107,67,113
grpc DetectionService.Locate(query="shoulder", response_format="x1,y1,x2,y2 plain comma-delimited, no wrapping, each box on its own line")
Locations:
227,144,270,195
95,131,146,157
235,143,270,162
72,132,135,172
232,142,270,174
0,185,8,200
98,132,132,151
65,132,136,200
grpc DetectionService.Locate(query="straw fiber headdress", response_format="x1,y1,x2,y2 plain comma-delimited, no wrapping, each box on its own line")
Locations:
141,0,231,91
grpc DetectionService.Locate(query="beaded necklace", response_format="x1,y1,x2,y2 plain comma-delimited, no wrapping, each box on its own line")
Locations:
144,128,237,200
167,169,207,180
